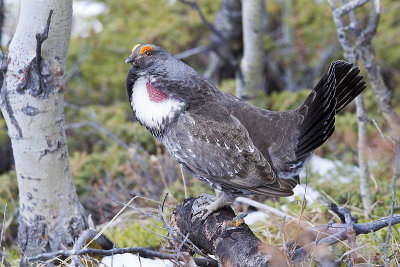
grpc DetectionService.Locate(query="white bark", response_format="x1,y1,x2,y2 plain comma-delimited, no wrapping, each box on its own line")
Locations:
236,0,264,99
355,96,372,217
0,0,87,256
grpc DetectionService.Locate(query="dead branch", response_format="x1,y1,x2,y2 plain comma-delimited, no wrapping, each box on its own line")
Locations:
70,229,113,266
25,246,191,265
289,203,400,262
174,45,209,60
329,0,372,219
65,120,129,149
179,0,244,84
170,197,288,266
24,228,216,267
0,250,11,267
0,203,6,248
329,0,400,141
383,147,400,265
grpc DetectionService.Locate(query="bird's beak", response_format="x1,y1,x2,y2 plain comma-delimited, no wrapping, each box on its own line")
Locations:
125,56,134,64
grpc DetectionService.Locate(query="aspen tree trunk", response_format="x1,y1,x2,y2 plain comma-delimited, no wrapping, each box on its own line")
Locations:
0,0,87,257
236,0,264,100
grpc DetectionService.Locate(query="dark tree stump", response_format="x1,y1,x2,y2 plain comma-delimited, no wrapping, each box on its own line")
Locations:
170,197,288,267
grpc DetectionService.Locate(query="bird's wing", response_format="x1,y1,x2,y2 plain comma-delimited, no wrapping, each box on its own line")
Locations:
163,112,296,196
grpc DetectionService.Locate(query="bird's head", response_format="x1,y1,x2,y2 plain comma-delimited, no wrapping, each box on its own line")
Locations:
125,43,217,103
125,44,170,70
124,43,220,135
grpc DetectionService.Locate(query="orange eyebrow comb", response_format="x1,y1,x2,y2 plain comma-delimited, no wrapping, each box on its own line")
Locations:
139,45,153,55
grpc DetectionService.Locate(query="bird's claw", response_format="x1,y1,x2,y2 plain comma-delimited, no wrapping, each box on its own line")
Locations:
223,212,248,230
191,193,216,222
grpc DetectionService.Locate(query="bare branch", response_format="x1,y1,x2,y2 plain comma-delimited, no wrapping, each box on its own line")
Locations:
334,246,364,266
372,118,390,146
0,250,11,267
357,0,380,45
0,203,6,247
290,206,400,262
178,0,244,84
65,121,129,149
179,0,224,40
174,45,209,60
65,46,93,83
24,228,216,266
235,196,294,219
383,147,400,265
70,229,113,266
334,0,369,17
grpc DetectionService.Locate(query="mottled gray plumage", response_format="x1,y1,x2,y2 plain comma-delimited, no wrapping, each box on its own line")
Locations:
125,44,366,218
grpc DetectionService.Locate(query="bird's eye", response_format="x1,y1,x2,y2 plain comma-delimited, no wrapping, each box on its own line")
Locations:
140,45,153,56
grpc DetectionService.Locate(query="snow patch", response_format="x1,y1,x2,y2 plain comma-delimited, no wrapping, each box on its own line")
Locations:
72,1,108,37
287,184,321,204
73,1,107,17
244,211,269,225
101,253,174,267
300,155,359,184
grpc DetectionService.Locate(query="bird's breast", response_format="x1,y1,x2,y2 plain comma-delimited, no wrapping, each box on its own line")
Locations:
130,77,185,133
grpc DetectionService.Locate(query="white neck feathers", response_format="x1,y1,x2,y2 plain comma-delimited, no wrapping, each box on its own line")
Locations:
130,77,185,131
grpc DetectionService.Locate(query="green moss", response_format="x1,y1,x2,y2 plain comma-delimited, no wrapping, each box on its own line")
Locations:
108,220,167,248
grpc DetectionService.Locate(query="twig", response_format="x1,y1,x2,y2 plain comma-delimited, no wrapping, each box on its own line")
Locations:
371,230,385,253
174,45,209,59
0,0,4,48
335,246,364,266
235,196,295,220
158,194,212,261
372,118,390,146
290,206,400,262
26,246,186,264
357,0,380,45
113,198,211,261
0,203,6,247
331,203,358,264
179,166,188,199
85,197,138,249
111,242,115,267
178,0,244,83
66,121,129,149
0,250,11,267
334,0,369,17
70,229,112,266
65,45,93,83
383,147,399,265
179,0,224,40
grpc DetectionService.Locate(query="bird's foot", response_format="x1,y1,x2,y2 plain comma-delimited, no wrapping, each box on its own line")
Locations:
223,213,248,230
191,192,234,222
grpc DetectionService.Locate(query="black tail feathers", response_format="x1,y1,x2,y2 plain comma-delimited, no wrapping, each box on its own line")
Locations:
295,60,366,161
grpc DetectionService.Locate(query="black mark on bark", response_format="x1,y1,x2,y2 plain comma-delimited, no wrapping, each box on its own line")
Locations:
16,10,55,98
39,135,63,161
1,90,22,138
21,105,39,116
20,173,41,182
